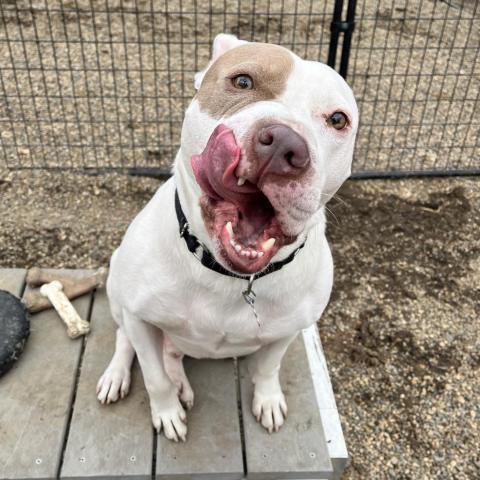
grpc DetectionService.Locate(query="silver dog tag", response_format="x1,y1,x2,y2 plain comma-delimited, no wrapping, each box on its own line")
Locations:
242,274,260,326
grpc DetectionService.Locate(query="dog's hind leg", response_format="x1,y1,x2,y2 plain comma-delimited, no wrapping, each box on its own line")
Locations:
163,334,194,410
97,326,135,404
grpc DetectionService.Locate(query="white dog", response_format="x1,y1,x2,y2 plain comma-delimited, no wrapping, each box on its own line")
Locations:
97,34,358,442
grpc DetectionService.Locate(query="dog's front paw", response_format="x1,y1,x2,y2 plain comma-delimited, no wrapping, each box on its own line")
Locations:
150,390,188,442
96,365,131,404
252,391,288,433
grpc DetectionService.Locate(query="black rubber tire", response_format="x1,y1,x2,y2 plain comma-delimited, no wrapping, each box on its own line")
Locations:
0,290,30,377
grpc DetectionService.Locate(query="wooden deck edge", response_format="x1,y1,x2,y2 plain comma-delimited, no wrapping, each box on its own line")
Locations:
302,326,349,478
60,475,151,480
156,474,243,480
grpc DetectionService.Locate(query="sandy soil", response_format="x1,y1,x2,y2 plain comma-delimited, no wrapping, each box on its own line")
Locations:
1,170,479,479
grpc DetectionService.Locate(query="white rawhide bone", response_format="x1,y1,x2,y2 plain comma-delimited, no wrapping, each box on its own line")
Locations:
39,281,90,339
25,267,108,313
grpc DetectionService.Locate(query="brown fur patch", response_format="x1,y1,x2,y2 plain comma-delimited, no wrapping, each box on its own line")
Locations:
196,43,294,118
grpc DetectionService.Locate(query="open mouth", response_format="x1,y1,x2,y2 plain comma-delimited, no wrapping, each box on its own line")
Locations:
191,124,296,274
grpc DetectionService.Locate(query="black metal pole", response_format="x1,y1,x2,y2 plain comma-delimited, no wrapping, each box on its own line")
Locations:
339,0,357,78
327,0,344,70
328,0,356,79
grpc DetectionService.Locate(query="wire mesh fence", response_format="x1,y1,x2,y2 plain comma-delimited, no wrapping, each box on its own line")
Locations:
350,0,479,176
0,0,478,177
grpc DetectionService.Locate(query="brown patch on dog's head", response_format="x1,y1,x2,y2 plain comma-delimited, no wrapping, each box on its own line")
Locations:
196,43,294,119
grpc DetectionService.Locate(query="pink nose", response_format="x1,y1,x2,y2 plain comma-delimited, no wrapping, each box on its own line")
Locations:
253,124,310,177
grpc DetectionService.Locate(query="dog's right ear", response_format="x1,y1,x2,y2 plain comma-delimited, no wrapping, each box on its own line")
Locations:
194,33,247,90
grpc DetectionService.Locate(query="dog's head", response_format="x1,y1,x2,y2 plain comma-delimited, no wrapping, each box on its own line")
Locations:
176,34,358,274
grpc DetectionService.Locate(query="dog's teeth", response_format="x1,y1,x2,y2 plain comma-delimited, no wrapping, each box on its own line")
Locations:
262,238,276,251
230,239,236,248
258,251,264,257
235,244,241,253
226,221,234,238
251,251,258,258
237,177,246,186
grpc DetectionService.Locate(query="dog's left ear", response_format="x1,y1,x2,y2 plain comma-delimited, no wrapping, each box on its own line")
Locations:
194,33,247,90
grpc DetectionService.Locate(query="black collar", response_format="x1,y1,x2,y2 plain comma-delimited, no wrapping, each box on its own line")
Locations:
174,189,305,282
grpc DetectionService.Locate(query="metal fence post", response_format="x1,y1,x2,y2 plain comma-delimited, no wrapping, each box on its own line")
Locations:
328,0,357,79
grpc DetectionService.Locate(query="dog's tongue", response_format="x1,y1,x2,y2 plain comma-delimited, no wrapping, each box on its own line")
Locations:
191,124,258,206
192,124,281,253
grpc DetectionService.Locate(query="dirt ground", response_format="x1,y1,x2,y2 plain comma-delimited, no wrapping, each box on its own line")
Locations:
323,177,480,480
1,170,479,479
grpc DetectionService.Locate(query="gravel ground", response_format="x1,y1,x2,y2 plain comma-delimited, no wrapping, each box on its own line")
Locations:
323,176,480,479
1,170,479,479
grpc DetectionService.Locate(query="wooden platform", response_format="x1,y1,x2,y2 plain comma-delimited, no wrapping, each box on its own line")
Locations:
0,269,348,480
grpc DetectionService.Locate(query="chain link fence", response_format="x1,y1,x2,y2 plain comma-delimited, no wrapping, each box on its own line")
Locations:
0,0,478,177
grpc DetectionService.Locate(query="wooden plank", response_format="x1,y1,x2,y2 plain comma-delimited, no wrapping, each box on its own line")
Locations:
0,268,26,296
156,358,244,480
0,269,92,480
302,326,348,480
61,287,153,480
239,336,333,480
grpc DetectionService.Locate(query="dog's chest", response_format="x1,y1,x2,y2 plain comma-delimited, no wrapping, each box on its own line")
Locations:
172,308,264,358
145,282,311,358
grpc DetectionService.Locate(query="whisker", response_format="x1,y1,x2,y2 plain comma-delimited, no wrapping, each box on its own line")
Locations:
329,193,349,208
324,205,339,225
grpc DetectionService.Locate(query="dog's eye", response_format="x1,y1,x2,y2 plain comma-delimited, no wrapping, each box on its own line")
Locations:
232,74,253,90
327,111,348,130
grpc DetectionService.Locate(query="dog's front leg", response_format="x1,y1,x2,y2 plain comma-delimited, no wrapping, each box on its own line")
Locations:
122,309,187,442
247,334,298,433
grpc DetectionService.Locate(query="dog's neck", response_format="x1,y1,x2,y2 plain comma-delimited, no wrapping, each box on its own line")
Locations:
174,188,306,281
173,149,212,249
